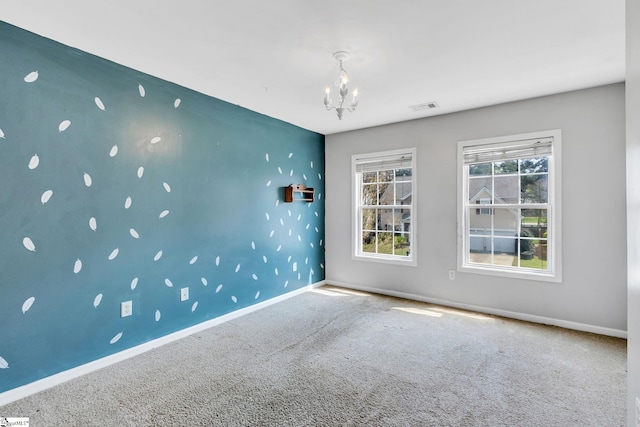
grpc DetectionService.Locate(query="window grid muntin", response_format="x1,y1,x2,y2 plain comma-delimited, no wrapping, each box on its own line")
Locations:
465,154,552,274
357,165,412,259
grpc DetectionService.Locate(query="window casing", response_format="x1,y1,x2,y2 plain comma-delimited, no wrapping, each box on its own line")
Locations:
458,130,562,282
353,148,416,266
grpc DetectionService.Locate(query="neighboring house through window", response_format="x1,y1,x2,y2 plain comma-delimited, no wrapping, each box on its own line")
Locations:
458,130,562,281
353,148,416,266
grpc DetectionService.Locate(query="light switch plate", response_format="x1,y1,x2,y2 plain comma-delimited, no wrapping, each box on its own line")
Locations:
180,287,189,302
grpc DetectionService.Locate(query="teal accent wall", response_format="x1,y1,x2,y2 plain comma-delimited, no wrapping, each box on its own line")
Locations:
0,21,325,393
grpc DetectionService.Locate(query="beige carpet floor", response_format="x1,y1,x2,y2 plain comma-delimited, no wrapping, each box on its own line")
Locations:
0,285,627,426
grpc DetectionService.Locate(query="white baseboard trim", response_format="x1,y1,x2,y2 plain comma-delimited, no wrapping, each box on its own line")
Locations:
0,280,325,407
326,280,627,339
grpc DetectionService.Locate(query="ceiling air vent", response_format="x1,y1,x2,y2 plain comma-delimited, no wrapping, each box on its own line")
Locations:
408,102,438,112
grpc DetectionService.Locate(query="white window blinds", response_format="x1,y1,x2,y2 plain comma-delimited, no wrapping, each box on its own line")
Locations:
354,152,413,172
462,137,553,164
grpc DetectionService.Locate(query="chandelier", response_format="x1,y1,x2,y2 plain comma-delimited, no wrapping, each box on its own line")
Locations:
324,51,359,120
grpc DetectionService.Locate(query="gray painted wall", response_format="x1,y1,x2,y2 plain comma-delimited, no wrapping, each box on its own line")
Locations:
326,83,626,333
626,0,640,424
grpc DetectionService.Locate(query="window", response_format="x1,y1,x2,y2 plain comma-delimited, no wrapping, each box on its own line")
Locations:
476,198,492,215
458,130,561,281
353,148,416,266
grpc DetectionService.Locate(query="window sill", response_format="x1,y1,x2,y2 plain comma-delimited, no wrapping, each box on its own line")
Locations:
459,263,561,283
353,253,417,267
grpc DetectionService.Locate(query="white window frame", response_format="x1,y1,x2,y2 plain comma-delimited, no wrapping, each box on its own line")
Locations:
457,130,562,282
352,148,417,266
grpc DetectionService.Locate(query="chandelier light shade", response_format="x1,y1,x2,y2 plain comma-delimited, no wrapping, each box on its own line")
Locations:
324,51,358,120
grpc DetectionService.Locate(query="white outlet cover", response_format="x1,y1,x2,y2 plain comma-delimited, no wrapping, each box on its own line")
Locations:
180,287,189,302
120,300,132,318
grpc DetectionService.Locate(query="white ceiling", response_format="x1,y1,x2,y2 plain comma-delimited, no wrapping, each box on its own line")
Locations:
1,1,625,135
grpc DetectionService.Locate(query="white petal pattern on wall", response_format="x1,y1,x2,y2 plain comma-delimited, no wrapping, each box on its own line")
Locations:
1,31,327,394
41,190,53,205
24,70,38,83
4,54,325,379
94,97,106,111
22,297,35,314
0,356,8,369
28,154,39,169
109,332,123,344
58,120,71,132
108,248,119,260
22,237,36,252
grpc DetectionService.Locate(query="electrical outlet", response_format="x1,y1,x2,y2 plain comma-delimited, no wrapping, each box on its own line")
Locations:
120,300,132,318
180,287,189,302
448,270,456,280
635,397,640,427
